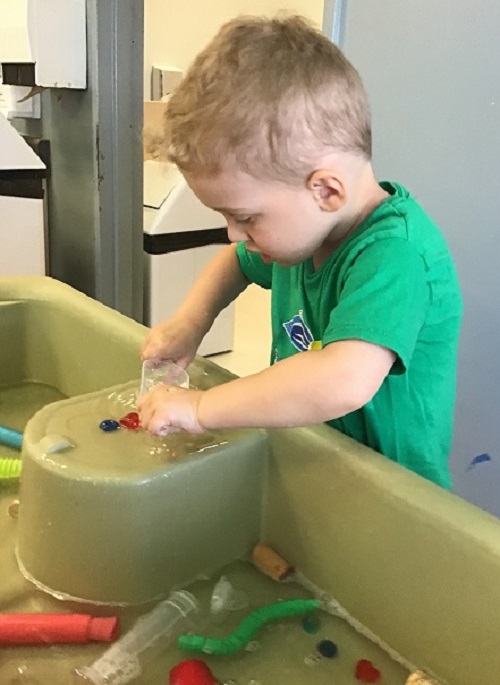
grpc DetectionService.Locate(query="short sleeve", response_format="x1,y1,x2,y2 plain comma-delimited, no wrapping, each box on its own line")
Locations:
236,242,273,289
323,238,429,374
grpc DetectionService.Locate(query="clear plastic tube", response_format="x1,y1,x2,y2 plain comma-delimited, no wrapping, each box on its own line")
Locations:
78,590,198,685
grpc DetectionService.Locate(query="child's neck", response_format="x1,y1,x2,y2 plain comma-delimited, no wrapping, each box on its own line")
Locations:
313,165,388,270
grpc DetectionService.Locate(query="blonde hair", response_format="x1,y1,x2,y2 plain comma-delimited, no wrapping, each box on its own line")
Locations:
162,15,371,182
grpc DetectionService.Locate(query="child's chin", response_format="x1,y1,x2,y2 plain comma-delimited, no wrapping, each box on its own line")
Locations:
261,253,301,267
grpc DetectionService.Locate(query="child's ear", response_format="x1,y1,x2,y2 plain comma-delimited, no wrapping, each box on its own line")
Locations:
307,170,346,212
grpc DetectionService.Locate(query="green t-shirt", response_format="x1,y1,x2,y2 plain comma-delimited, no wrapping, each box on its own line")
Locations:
236,182,462,488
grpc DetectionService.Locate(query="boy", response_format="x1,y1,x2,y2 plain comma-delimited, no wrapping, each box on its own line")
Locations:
138,15,462,488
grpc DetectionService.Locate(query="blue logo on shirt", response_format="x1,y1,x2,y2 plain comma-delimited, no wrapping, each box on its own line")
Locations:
283,311,314,352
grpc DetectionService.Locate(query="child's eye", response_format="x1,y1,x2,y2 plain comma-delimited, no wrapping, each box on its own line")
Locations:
234,215,255,226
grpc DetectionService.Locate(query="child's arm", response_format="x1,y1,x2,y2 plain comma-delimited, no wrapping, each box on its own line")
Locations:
141,244,250,366
137,339,396,434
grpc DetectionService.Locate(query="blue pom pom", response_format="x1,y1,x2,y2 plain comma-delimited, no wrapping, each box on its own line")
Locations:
317,639,338,659
99,419,120,432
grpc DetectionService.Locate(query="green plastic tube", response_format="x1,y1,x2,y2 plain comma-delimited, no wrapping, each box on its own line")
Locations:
0,458,22,480
178,598,321,656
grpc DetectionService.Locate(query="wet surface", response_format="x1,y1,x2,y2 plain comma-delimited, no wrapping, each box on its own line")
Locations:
0,382,410,684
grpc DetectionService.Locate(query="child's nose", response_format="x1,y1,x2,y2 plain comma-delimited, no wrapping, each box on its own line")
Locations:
226,221,247,243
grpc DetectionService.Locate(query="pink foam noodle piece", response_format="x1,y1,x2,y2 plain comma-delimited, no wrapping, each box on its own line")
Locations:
0,614,119,645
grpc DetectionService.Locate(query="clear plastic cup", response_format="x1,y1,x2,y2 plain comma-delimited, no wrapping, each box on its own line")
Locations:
139,360,189,397
78,590,198,685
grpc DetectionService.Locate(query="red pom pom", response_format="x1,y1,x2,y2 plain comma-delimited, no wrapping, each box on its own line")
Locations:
119,412,141,430
355,659,381,683
169,659,217,685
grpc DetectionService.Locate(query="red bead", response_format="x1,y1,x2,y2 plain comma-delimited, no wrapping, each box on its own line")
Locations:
169,659,217,685
119,412,141,430
355,659,381,683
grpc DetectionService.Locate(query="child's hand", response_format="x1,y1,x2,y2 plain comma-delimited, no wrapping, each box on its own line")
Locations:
141,316,204,368
137,385,206,435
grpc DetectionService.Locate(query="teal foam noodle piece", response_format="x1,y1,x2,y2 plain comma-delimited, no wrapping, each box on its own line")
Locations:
0,425,23,450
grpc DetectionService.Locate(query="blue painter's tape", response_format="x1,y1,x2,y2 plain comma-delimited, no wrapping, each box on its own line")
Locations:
466,453,492,472
0,425,23,450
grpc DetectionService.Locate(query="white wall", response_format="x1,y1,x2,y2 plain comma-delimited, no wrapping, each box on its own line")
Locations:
0,0,32,62
144,0,324,98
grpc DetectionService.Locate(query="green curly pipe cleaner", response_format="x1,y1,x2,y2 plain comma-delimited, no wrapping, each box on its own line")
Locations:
178,598,321,656
0,458,22,480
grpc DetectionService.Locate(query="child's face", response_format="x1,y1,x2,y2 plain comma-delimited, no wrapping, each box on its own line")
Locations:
185,168,339,266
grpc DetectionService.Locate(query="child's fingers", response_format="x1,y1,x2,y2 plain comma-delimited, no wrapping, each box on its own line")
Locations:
148,408,175,436
137,386,174,432
141,338,161,361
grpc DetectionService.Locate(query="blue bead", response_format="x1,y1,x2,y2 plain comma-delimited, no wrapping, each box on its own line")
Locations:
99,419,120,432
302,615,321,634
317,639,338,659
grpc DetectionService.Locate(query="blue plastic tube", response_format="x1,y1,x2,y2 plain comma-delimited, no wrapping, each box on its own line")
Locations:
0,426,23,450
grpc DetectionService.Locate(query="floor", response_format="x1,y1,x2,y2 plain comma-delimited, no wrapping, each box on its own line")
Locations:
207,284,272,377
